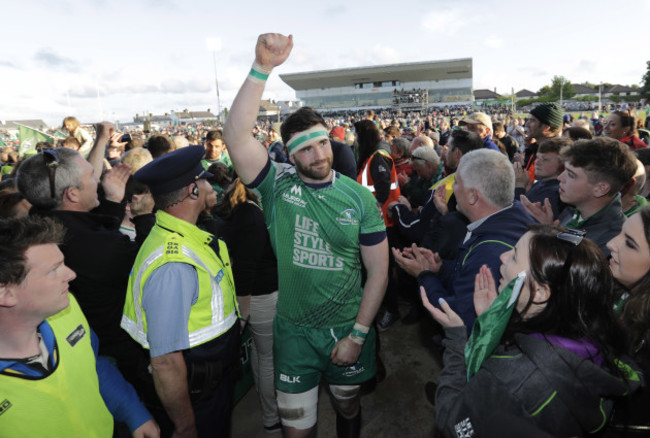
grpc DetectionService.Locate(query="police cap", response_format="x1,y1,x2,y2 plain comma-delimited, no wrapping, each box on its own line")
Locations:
133,145,212,195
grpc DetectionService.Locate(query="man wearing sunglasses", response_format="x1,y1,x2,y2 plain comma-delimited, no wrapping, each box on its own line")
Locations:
16,123,154,394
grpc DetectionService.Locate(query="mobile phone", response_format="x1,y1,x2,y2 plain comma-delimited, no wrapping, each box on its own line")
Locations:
120,134,132,142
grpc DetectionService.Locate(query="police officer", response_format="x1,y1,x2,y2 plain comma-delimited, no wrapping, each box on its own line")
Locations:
121,145,240,438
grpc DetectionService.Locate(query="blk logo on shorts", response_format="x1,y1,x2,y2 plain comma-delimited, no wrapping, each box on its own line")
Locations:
280,373,301,383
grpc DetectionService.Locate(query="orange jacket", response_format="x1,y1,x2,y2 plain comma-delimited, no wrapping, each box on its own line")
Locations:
357,149,401,227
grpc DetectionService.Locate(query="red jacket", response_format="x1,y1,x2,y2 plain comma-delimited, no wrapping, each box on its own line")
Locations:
394,157,413,182
620,135,647,150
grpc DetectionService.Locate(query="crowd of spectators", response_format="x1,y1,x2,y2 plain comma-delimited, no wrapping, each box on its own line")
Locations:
2,90,650,437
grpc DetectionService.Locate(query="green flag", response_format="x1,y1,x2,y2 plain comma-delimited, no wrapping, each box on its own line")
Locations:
464,271,526,380
54,130,68,140
0,137,5,147
18,125,53,156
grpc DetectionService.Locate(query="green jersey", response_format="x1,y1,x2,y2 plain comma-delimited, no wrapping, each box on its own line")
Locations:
253,161,385,328
202,151,233,172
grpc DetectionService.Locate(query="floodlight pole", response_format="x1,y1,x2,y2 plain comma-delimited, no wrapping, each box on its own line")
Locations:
212,50,222,124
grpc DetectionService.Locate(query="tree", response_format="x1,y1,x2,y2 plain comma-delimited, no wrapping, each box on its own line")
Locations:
641,60,650,99
550,76,575,100
538,76,575,100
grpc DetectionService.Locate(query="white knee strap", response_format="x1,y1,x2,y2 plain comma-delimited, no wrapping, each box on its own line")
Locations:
329,384,360,417
276,387,319,430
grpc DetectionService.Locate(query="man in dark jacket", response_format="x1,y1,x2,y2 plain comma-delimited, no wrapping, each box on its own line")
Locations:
519,102,564,181
16,123,155,386
331,139,357,180
393,149,535,331
522,137,637,256
387,131,481,325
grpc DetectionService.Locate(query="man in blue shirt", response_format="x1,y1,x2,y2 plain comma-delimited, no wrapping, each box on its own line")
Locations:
459,112,500,152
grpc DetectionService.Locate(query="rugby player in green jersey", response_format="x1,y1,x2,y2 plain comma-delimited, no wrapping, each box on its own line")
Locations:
223,34,388,438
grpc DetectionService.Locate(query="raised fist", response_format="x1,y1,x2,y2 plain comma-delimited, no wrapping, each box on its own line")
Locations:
255,33,294,70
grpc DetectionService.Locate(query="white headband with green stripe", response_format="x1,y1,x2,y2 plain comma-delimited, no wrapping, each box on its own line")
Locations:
286,126,329,155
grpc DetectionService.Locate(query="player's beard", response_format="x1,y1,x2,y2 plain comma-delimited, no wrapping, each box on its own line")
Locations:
294,155,333,181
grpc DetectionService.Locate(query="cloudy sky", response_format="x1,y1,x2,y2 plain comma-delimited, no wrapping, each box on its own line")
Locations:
1,0,648,127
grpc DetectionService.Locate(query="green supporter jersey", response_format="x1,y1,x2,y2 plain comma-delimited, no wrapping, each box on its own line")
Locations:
253,161,385,328
202,151,233,172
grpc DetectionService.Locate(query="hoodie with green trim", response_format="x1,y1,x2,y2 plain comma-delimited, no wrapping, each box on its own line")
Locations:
435,327,642,438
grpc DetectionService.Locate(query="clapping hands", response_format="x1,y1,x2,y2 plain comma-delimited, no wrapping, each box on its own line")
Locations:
392,243,442,278
474,265,498,316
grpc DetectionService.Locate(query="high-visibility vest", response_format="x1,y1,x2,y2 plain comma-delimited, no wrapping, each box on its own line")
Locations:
122,210,238,350
358,149,401,226
0,295,113,438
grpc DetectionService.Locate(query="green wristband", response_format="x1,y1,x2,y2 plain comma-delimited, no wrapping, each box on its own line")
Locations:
249,68,269,81
353,322,370,335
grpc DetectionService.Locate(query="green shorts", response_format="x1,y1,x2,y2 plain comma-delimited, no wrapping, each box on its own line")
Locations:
273,317,377,393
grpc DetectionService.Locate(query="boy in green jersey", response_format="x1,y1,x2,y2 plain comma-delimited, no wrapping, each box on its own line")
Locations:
223,34,388,438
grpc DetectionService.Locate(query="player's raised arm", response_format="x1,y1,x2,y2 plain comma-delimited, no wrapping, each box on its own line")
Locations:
223,33,293,184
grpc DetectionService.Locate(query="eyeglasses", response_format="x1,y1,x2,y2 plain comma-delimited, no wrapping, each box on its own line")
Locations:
42,149,60,199
556,228,586,246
